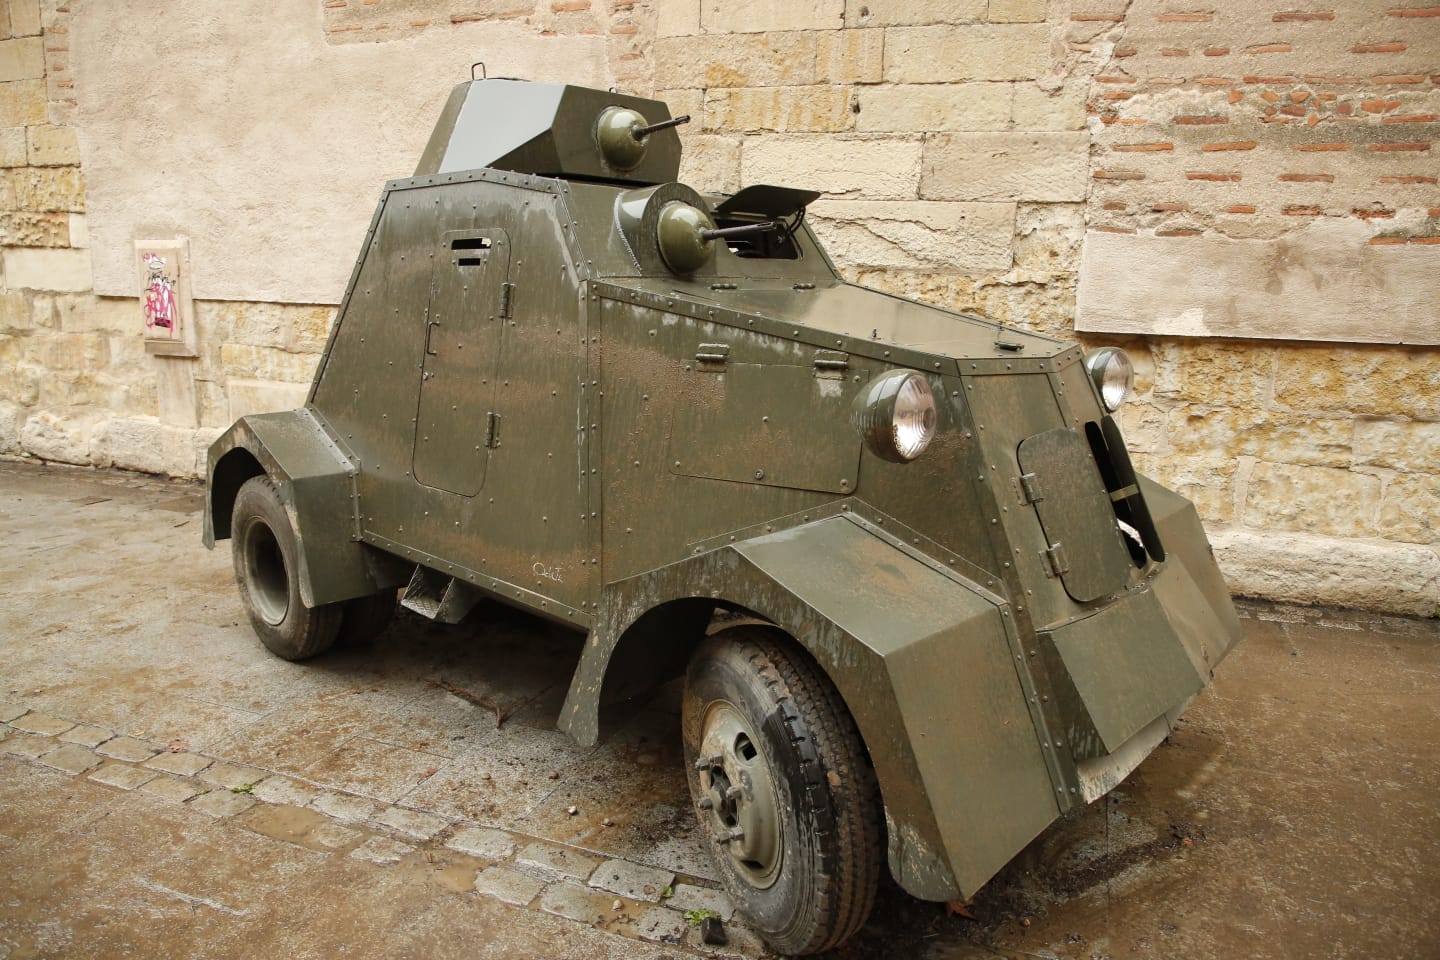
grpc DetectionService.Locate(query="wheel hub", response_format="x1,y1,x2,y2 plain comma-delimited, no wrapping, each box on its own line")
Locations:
696,700,782,889
242,518,290,627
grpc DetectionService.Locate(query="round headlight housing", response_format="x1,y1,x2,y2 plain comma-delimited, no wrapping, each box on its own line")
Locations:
853,371,938,463
1083,347,1134,412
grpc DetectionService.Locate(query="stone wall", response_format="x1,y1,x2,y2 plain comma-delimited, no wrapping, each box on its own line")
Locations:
0,0,1436,615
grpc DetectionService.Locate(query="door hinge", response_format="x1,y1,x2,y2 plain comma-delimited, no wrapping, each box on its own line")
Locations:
813,349,849,379
695,342,729,366
485,411,500,449
1043,542,1070,578
1018,472,1043,504
500,282,515,319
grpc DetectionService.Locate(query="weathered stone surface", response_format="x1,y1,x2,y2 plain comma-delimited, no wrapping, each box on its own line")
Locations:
0,79,45,126
1275,345,1440,421
473,865,544,906
634,905,687,943
816,29,884,83
808,199,1015,271
38,743,100,774
1244,462,1380,539
10,712,75,736
846,0,987,26
0,401,18,455
138,776,206,802
217,344,317,384
145,751,213,777
884,24,1049,83
446,825,517,860
312,792,379,822
588,858,676,902
7,0,41,37
88,762,159,791
200,762,266,790
1167,407,1352,468
0,126,26,166
19,410,94,465
0,37,45,83
655,33,816,89
26,125,80,166
856,83,1011,133
374,806,449,840
922,132,1090,202
250,776,321,806
1077,223,1440,346
1379,475,1440,546
1211,528,1440,618
988,0,1047,22
1132,454,1237,524
700,0,843,33
1011,82,1088,130
1150,340,1275,408
0,702,27,723
57,724,110,748
96,736,160,763
666,883,737,921
189,789,257,819
225,378,309,423
703,85,852,133
0,211,70,246
92,417,198,477
14,166,85,213
1353,419,1440,474
349,837,414,864
515,842,601,882
538,881,618,923
2,247,93,291
0,733,50,758
678,134,741,193
743,134,922,200
656,0,700,37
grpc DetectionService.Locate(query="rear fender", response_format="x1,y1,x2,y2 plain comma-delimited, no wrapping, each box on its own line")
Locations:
561,514,1063,901
203,409,379,608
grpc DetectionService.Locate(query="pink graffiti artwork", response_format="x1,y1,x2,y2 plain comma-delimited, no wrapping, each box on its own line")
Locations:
142,253,179,332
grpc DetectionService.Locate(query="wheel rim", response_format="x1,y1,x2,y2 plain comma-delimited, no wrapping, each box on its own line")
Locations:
241,517,290,626
696,700,783,889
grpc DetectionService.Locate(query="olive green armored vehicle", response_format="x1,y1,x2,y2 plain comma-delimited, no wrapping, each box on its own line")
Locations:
204,79,1242,954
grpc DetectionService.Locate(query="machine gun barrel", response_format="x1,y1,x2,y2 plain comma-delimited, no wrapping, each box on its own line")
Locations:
699,221,780,241
632,114,691,139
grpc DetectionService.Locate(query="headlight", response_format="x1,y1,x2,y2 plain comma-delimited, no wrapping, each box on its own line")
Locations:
853,371,937,463
1084,347,1134,412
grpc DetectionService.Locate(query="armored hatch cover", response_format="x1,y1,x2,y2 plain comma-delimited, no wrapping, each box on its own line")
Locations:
414,79,682,184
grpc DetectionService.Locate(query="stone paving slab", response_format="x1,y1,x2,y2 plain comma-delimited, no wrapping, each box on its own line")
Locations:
190,790,258,819
200,761,265,789
0,733,52,758
516,841,602,882
446,825,518,860
473,865,545,906
57,724,111,748
144,750,213,776
375,805,449,840
634,905,687,944
667,883,736,921
349,836,414,865
312,791,379,822
88,762,158,791
138,775,206,802
95,736,159,763
10,712,76,736
37,744,101,775
539,881,624,924
0,702,26,723
252,775,322,806
589,858,676,902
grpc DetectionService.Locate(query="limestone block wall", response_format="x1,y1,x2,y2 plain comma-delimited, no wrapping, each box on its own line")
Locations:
0,0,1436,615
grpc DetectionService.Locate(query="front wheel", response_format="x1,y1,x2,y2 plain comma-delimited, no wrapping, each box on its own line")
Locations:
682,628,883,955
230,475,341,660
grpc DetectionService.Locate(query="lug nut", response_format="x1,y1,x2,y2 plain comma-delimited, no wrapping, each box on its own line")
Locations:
697,797,714,810
693,753,722,771
724,785,743,802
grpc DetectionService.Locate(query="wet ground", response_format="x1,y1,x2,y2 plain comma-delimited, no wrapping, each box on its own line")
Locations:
1,460,1436,959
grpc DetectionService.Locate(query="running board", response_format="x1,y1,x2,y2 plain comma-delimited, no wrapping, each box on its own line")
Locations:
400,566,484,623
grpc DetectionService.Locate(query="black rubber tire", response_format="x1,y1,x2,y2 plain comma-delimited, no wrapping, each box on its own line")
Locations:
230,476,341,661
337,590,397,647
682,627,883,956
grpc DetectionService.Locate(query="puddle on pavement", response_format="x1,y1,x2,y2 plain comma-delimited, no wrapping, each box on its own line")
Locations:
238,803,361,853
398,850,487,894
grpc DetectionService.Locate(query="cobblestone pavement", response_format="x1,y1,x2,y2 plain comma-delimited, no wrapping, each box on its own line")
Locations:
1,460,1437,960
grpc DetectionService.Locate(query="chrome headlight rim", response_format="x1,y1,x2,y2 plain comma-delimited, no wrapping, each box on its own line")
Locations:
853,370,938,463
1083,347,1134,412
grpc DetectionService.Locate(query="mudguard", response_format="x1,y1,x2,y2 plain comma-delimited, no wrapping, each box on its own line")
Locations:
562,514,1063,901
203,408,378,608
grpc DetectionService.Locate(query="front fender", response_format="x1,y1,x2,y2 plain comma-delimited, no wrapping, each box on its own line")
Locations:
562,514,1063,901
203,408,376,608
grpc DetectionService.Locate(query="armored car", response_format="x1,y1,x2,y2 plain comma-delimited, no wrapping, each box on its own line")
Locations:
204,79,1242,955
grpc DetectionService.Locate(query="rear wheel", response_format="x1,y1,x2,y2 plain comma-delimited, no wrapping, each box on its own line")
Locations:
337,590,397,647
682,628,882,955
230,476,341,660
